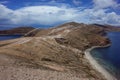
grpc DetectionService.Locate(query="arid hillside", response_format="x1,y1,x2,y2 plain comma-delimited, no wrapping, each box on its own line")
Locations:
0,22,118,80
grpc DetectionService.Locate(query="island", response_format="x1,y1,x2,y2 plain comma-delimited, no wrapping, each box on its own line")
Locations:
0,22,120,80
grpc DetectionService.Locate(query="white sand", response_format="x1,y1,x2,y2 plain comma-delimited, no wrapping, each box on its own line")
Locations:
84,45,117,80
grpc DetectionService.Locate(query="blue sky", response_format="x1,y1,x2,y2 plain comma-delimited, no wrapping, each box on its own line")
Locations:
0,0,120,28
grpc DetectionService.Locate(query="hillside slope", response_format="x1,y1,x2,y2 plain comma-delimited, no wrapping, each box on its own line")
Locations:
0,22,115,80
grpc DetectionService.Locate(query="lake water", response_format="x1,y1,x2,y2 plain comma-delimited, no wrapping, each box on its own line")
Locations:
91,32,120,79
0,35,22,41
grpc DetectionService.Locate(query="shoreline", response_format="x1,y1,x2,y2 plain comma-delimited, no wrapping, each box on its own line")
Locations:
84,44,117,80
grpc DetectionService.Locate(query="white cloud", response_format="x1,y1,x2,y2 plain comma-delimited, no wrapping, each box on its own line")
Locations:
0,4,13,24
83,9,120,25
0,4,13,18
0,3,120,26
0,4,77,25
12,6,79,25
93,0,117,9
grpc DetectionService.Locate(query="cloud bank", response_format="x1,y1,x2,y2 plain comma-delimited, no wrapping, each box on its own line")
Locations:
93,0,118,8
0,0,120,27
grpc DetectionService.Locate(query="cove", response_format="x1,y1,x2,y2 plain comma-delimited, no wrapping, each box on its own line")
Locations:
91,32,120,79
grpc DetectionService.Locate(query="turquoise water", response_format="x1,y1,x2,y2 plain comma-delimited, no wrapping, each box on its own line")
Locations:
91,32,120,79
0,35,22,41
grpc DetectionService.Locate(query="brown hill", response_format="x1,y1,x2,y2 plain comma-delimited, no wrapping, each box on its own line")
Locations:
0,27,35,35
0,22,118,80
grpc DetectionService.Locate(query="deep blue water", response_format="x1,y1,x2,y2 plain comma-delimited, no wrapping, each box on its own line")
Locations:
91,32,120,78
0,35,22,41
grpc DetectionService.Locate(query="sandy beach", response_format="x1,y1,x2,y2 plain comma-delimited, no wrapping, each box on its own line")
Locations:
84,45,117,80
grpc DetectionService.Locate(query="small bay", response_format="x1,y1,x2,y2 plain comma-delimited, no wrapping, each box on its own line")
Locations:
91,32,120,79
0,35,22,41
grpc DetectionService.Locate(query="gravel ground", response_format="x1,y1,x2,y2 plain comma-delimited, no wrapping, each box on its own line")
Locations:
0,66,95,80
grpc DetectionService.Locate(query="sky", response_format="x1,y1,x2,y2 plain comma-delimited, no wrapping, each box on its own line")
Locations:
0,0,120,28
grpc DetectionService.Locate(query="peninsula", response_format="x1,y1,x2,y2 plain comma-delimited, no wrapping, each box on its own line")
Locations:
0,22,120,80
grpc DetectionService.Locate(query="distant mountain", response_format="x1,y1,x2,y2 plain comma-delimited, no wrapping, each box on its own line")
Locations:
0,27,35,35
93,24,120,32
